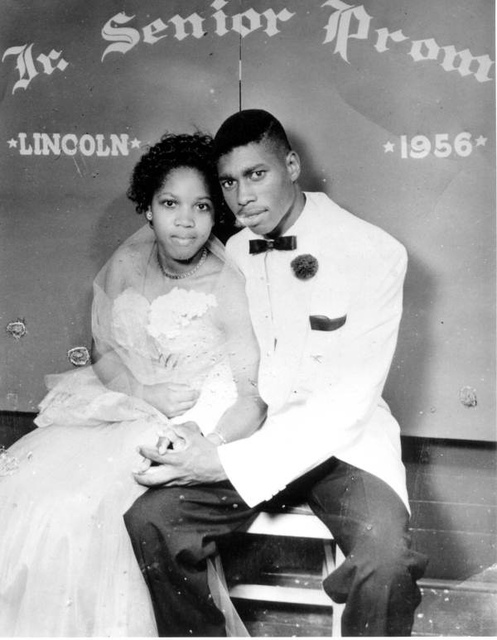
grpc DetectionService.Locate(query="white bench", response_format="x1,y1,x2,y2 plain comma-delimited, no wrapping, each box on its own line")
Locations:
216,503,345,637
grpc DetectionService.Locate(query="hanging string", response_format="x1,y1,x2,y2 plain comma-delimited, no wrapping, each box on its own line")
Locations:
238,32,242,111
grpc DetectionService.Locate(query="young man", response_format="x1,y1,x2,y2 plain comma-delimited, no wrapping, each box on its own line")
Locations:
125,110,428,637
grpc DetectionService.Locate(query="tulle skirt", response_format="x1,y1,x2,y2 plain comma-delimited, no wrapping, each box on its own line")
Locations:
0,366,247,637
0,414,161,636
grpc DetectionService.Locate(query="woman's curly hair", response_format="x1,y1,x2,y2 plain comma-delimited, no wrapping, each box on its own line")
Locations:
127,132,231,235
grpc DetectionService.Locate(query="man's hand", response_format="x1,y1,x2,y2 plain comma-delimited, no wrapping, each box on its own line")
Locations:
134,422,228,487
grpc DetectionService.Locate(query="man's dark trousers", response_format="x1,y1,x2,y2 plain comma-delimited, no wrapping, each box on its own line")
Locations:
124,457,428,637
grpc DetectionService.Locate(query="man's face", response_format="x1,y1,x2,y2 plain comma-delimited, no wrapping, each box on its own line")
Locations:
217,141,300,237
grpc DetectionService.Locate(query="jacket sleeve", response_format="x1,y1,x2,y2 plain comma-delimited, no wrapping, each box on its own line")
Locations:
218,240,408,507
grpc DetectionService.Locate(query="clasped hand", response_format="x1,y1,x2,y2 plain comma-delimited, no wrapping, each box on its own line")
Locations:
133,421,227,487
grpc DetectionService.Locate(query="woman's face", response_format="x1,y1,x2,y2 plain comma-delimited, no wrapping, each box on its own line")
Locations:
150,167,214,263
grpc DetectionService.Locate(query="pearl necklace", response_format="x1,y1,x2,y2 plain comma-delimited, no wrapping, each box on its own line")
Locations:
157,247,208,280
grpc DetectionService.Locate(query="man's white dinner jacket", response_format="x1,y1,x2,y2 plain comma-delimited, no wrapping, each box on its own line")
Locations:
220,192,409,510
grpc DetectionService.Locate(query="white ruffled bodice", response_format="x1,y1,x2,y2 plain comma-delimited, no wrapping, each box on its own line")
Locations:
111,286,226,387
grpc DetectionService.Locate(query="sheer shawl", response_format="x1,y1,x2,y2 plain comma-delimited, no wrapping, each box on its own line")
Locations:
91,224,229,393
37,224,260,436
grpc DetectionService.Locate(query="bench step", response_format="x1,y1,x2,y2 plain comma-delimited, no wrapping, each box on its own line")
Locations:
229,583,333,607
246,511,333,539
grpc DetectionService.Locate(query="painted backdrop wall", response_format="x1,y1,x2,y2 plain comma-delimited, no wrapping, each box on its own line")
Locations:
1,0,495,440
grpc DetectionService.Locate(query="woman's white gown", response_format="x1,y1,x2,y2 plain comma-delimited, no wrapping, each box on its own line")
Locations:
0,282,240,637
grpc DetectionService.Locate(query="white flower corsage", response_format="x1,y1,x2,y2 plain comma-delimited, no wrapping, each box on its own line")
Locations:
148,288,217,340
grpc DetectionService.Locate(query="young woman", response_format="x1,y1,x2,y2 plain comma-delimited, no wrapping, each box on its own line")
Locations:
0,133,265,636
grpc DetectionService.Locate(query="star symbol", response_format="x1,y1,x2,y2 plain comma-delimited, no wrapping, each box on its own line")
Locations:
7,138,18,148
130,138,141,149
475,135,487,147
383,141,394,153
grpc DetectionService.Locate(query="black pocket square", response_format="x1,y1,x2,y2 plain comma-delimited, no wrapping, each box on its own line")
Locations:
309,314,347,331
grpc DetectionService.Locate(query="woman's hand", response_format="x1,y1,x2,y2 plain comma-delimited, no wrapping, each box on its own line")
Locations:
156,421,202,453
144,382,200,418
134,422,227,487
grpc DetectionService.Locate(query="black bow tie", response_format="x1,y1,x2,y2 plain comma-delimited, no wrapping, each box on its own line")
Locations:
249,236,297,254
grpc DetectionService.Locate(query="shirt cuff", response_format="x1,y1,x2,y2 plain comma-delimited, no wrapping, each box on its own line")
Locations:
217,436,286,507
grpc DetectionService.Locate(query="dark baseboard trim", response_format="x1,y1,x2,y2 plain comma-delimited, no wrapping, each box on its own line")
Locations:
402,434,496,449
0,410,36,418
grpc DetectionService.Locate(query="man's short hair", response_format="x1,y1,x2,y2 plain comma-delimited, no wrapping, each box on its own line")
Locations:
213,109,291,160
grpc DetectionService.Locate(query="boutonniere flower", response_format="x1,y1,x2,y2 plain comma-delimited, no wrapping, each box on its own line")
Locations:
290,254,319,280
